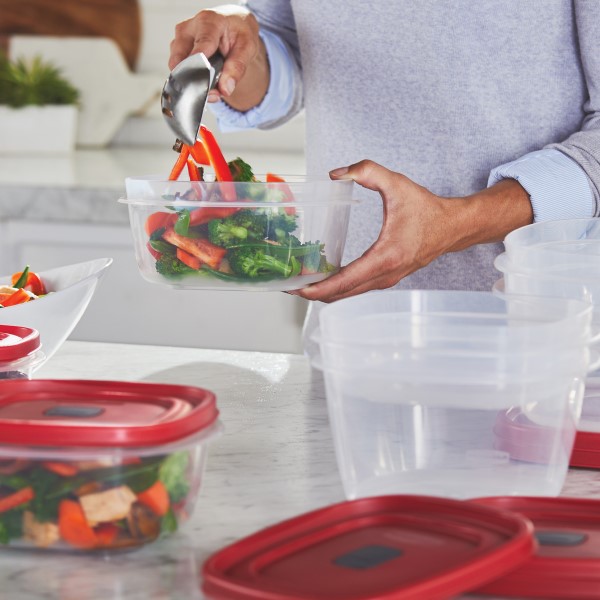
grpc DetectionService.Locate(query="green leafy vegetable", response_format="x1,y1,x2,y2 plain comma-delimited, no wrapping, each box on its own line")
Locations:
158,452,190,503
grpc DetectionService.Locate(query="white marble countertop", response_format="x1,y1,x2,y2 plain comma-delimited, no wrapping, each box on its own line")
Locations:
1,340,599,600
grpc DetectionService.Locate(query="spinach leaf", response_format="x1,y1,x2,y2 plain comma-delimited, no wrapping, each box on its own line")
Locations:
158,452,190,503
0,510,24,544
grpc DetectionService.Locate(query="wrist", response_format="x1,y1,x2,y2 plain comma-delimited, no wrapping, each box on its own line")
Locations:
444,179,533,252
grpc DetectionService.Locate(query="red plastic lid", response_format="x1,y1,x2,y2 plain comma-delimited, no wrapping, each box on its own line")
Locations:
571,379,600,468
202,495,534,600
472,496,600,599
0,379,218,447
0,325,40,362
493,408,572,464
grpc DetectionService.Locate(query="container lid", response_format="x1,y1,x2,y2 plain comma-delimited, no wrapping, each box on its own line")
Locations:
472,496,600,599
570,378,600,468
0,379,218,447
201,495,534,600
0,325,40,362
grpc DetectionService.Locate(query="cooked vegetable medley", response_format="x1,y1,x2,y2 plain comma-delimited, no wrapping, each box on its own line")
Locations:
144,127,336,283
0,266,47,308
0,451,192,550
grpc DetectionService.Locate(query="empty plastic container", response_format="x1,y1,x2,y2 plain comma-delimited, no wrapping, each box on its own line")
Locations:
310,290,593,500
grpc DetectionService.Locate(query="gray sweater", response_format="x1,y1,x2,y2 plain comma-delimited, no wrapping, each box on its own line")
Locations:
245,0,600,292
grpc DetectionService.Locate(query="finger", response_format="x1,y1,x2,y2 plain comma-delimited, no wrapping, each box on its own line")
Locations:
216,31,259,97
329,159,400,197
169,13,224,70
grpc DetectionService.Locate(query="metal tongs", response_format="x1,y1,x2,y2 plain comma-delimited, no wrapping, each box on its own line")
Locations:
161,52,224,146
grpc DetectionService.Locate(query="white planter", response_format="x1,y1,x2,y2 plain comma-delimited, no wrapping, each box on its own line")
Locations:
0,105,77,154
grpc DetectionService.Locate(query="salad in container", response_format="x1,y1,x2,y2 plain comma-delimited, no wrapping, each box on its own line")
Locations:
0,379,221,552
120,127,356,292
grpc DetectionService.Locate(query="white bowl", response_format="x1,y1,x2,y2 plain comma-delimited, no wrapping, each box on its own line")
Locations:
0,258,112,366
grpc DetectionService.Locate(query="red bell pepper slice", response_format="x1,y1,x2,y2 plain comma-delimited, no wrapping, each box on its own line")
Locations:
266,172,296,215
144,212,176,236
42,461,79,477
11,271,46,296
189,206,240,226
199,126,232,182
168,145,191,181
58,499,97,549
147,242,162,260
137,481,170,516
188,141,210,165
176,247,202,270
0,486,34,513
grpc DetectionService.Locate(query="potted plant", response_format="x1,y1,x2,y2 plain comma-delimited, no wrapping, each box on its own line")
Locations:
0,53,80,154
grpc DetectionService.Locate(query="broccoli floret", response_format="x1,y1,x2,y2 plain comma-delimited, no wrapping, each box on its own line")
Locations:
155,255,194,278
266,210,299,243
207,219,249,246
228,157,255,182
207,210,270,247
228,247,300,279
229,209,269,240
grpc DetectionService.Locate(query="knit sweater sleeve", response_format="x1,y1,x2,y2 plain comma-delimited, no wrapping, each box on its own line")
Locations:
245,0,304,128
543,0,600,216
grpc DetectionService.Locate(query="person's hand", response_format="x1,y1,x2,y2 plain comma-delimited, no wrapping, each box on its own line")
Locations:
293,160,532,303
169,5,269,112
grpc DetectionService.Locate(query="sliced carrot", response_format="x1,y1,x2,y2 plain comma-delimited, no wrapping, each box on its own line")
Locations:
2,288,31,307
144,212,176,237
94,523,119,547
163,229,227,269
58,499,97,549
0,486,34,513
168,146,190,181
42,461,78,477
137,481,170,517
176,247,202,270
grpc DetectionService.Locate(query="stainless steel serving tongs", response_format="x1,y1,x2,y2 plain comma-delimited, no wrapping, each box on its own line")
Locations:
161,52,224,146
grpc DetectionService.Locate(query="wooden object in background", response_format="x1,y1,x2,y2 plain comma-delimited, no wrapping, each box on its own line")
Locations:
0,0,141,70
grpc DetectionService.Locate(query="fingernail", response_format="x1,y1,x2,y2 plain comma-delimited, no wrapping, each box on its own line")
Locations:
207,90,220,103
224,77,236,95
329,166,349,178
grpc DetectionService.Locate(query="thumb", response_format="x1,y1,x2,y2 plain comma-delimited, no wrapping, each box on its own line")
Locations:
329,159,397,196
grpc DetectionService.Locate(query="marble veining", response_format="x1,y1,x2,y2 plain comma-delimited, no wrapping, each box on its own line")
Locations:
0,340,596,600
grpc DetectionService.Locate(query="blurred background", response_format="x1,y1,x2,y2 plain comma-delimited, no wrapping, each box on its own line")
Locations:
0,0,308,353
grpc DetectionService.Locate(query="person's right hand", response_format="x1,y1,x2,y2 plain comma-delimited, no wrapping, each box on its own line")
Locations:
169,5,269,113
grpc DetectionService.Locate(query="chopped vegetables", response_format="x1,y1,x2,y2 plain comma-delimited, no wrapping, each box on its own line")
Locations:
152,128,336,285
0,451,194,551
0,265,48,308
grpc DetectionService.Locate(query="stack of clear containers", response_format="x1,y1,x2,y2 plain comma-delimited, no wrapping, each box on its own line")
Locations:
495,218,600,438
310,290,593,500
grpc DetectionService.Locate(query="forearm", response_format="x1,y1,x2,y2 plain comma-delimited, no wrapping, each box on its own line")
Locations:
445,179,533,252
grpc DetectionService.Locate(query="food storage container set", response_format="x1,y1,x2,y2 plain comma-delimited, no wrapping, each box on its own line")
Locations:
4,190,600,598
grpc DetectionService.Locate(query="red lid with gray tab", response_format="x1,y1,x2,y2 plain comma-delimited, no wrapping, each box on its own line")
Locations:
473,496,600,599
0,379,218,447
202,495,534,600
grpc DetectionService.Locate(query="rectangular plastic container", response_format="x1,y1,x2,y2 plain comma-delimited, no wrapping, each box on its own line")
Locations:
310,290,592,500
120,176,356,292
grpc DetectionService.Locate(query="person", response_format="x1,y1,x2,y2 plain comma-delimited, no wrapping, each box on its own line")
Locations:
169,1,600,306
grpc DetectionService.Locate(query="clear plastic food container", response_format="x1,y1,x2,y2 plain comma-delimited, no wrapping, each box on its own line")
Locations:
0,325,45,379
0,379,221,552
310,290,593,500
120,177,356,292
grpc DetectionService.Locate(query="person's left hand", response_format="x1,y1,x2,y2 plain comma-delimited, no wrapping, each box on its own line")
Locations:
292,159,535,303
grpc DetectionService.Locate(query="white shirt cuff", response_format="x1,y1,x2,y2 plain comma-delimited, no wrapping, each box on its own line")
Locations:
208,29,295,132
488,149,595,222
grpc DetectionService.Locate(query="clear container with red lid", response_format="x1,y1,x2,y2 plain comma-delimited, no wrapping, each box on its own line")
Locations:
0,379,221,552
0,325,45,379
